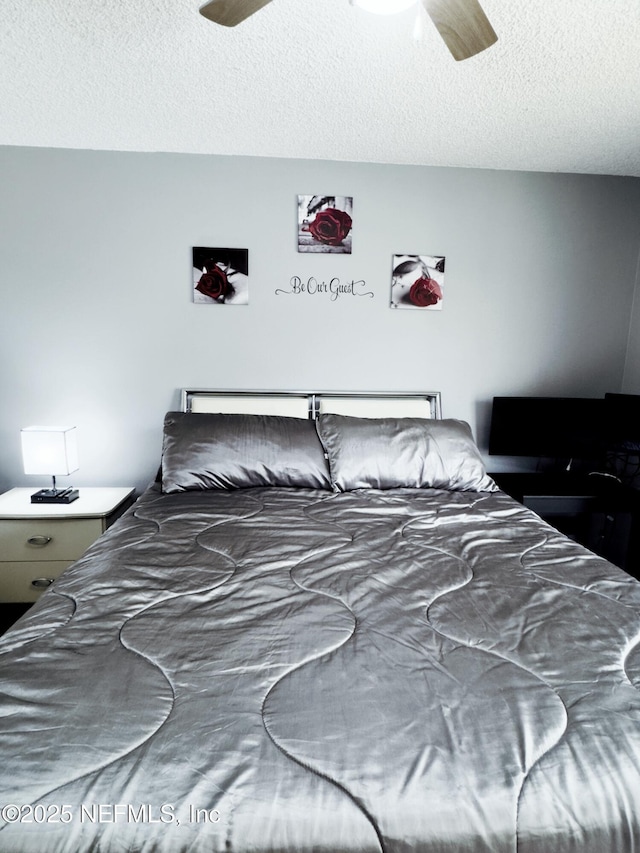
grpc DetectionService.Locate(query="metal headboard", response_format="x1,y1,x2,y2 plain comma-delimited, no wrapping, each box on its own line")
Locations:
180,390,442,420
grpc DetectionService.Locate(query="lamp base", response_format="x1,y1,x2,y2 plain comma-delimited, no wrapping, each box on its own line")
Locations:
30,488,79,504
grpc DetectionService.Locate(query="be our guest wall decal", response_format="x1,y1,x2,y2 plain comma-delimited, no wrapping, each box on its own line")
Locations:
276,277,373,301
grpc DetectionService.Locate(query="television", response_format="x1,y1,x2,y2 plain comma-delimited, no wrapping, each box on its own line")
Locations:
488,397,606,460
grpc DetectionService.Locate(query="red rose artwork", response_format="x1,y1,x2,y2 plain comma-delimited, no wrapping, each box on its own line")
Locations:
409,277,442,307
196,266,229,301
308,208,353,246
390,254,445,310
192,247,249,305
298,195,353,254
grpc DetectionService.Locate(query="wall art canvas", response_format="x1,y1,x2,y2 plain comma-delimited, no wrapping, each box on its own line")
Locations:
297,195,353,254
192,247,249,305
390,254,445,310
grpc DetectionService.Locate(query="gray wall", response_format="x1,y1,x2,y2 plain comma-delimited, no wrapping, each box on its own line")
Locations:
2,146,640,493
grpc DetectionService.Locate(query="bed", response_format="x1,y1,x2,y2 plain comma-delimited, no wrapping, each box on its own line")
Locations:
1,389,640,853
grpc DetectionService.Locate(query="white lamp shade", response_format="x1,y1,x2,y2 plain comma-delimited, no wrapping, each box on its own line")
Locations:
21,426,79,476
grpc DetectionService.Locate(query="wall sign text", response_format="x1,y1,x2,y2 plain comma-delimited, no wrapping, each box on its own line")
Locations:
276,276,373,301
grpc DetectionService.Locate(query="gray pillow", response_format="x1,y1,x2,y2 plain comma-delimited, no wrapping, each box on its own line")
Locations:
316,414,497,492
161,412,331,492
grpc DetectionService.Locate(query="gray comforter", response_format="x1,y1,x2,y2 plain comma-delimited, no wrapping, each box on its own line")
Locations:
1,483,640,852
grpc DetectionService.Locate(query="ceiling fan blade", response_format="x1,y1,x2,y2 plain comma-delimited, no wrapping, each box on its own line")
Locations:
422,0,497,61
199,0,273,27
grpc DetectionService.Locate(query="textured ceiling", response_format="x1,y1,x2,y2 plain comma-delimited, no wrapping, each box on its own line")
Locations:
2,0,640,176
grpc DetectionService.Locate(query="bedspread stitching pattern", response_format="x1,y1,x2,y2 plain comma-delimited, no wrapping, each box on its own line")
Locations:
2,486,640,853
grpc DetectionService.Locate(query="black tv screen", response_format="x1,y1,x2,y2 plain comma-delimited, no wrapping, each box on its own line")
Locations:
488,396,606,459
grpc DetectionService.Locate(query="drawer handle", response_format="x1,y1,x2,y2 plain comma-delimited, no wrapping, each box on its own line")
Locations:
31,578,55,589
27,535,53,547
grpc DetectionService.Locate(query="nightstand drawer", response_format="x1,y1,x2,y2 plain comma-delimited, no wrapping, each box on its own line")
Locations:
0,487,135,604
0,561,72,603
0,518,103,562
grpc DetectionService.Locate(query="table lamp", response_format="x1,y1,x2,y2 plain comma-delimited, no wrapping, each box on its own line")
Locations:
21,425,79,503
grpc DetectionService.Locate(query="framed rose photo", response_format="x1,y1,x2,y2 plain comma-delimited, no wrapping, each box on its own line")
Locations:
192,247,249,305
390,254,445,310
297,195,353,254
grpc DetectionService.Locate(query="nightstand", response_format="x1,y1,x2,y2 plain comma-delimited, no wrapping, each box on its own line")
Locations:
490,472,640,574
0,487,135,602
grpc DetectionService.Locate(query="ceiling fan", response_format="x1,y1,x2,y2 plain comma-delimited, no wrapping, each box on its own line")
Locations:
198,0,498,62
